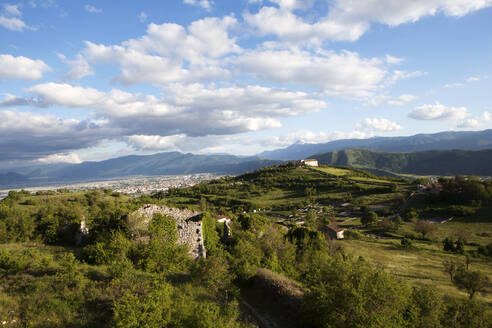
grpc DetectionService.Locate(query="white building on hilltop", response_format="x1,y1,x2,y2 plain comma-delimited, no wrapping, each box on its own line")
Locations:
301,159,318,167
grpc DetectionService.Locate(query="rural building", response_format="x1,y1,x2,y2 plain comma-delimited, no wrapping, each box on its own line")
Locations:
216,215,232,239
301,159,319,167
325,224,345,240
418,183,443,194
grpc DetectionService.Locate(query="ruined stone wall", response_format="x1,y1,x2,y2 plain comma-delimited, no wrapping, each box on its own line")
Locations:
133,204,206,259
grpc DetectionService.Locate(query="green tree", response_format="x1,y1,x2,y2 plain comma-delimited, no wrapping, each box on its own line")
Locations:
361,211,378,227
414,220,437,238
453,270,489,299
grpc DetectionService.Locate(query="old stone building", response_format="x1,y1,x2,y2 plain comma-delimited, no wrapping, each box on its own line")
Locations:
132,204,206,259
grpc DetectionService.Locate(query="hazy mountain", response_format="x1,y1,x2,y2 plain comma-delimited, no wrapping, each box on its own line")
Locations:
260,129,492,160
0,172,28,186
312,148,492,176
0,152,281,188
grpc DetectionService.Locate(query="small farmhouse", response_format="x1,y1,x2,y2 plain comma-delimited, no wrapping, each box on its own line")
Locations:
301,159,319,167
216,215,232,239
325,224,345,240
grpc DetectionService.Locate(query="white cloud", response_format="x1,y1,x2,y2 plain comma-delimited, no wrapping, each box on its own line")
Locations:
385,54,404,65
38,152,82,164
244,6,368,44
237,47,387,98
58,54,94,80
457,111,492,129
0,54,51,80
0,3,34,31
4,4,21,16
23,82,326,137
138,11,147,23
245,0,492,43
444,82,466,88
84,5,102,14
409,102,469,121
387,94,418,106
183,0,213,11
466,76,481,83
445,75,487,88
83,16,239,85
387,70,426,84
356,118,403,132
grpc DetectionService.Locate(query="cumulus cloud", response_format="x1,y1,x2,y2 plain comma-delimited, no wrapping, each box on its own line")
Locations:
356,118,403,132
237,47,388,98
0,110,116,161
58,53,94,80
245,0,492,43
18,82,327,137
244,6,368,43
456,111,492,129
387,94,418,106
409,102,469,121
83,16,239,85
0,54,51,80
84,5,102,14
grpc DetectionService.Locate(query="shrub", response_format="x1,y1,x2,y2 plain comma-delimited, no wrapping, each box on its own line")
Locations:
344,229,363,240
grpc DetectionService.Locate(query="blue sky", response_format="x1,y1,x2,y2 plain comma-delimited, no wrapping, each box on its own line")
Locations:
1,0,491,165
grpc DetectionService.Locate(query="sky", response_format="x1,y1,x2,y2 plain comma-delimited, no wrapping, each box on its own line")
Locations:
1,0,492,166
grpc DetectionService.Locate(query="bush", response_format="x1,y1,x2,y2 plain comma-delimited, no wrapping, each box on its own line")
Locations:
401,238,413,248
343,229,363,240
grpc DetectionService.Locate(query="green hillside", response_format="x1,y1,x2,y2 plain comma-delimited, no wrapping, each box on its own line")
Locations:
312,148,492,176
1,164,491,327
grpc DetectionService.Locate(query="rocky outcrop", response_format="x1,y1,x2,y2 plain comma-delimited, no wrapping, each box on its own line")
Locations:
132,204,206,259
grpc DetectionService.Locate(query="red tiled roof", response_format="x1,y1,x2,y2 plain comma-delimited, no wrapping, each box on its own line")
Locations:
327,224,344,233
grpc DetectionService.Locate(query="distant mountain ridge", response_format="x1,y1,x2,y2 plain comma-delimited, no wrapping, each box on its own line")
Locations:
311,148,492,176
0,152,281,188
260,129,492,160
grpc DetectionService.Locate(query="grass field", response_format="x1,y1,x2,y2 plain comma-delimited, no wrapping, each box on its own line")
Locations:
339,237,492,304
313,166,353,176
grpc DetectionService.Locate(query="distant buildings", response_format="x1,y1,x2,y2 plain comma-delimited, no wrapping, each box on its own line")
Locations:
301,159,319,167
418,183,443,194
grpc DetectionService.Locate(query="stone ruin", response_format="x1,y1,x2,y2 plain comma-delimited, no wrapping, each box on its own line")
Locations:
132,204,206,259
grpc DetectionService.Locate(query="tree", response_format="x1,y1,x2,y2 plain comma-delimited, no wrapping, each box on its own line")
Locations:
361,211,378,227
305,210,318,229
453,270,489,299
414,220,437,238
442,259,461,281
443,237,455,252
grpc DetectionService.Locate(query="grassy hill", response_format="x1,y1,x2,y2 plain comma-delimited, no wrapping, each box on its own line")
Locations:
312,148,492,176
0,163,491,326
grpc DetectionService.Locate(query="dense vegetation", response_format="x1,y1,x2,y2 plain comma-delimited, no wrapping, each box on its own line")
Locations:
0,164,491,327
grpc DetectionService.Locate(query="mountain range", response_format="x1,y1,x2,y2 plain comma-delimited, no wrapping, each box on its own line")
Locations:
311,148,492,177
2,129,492,188
259,129,492,160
